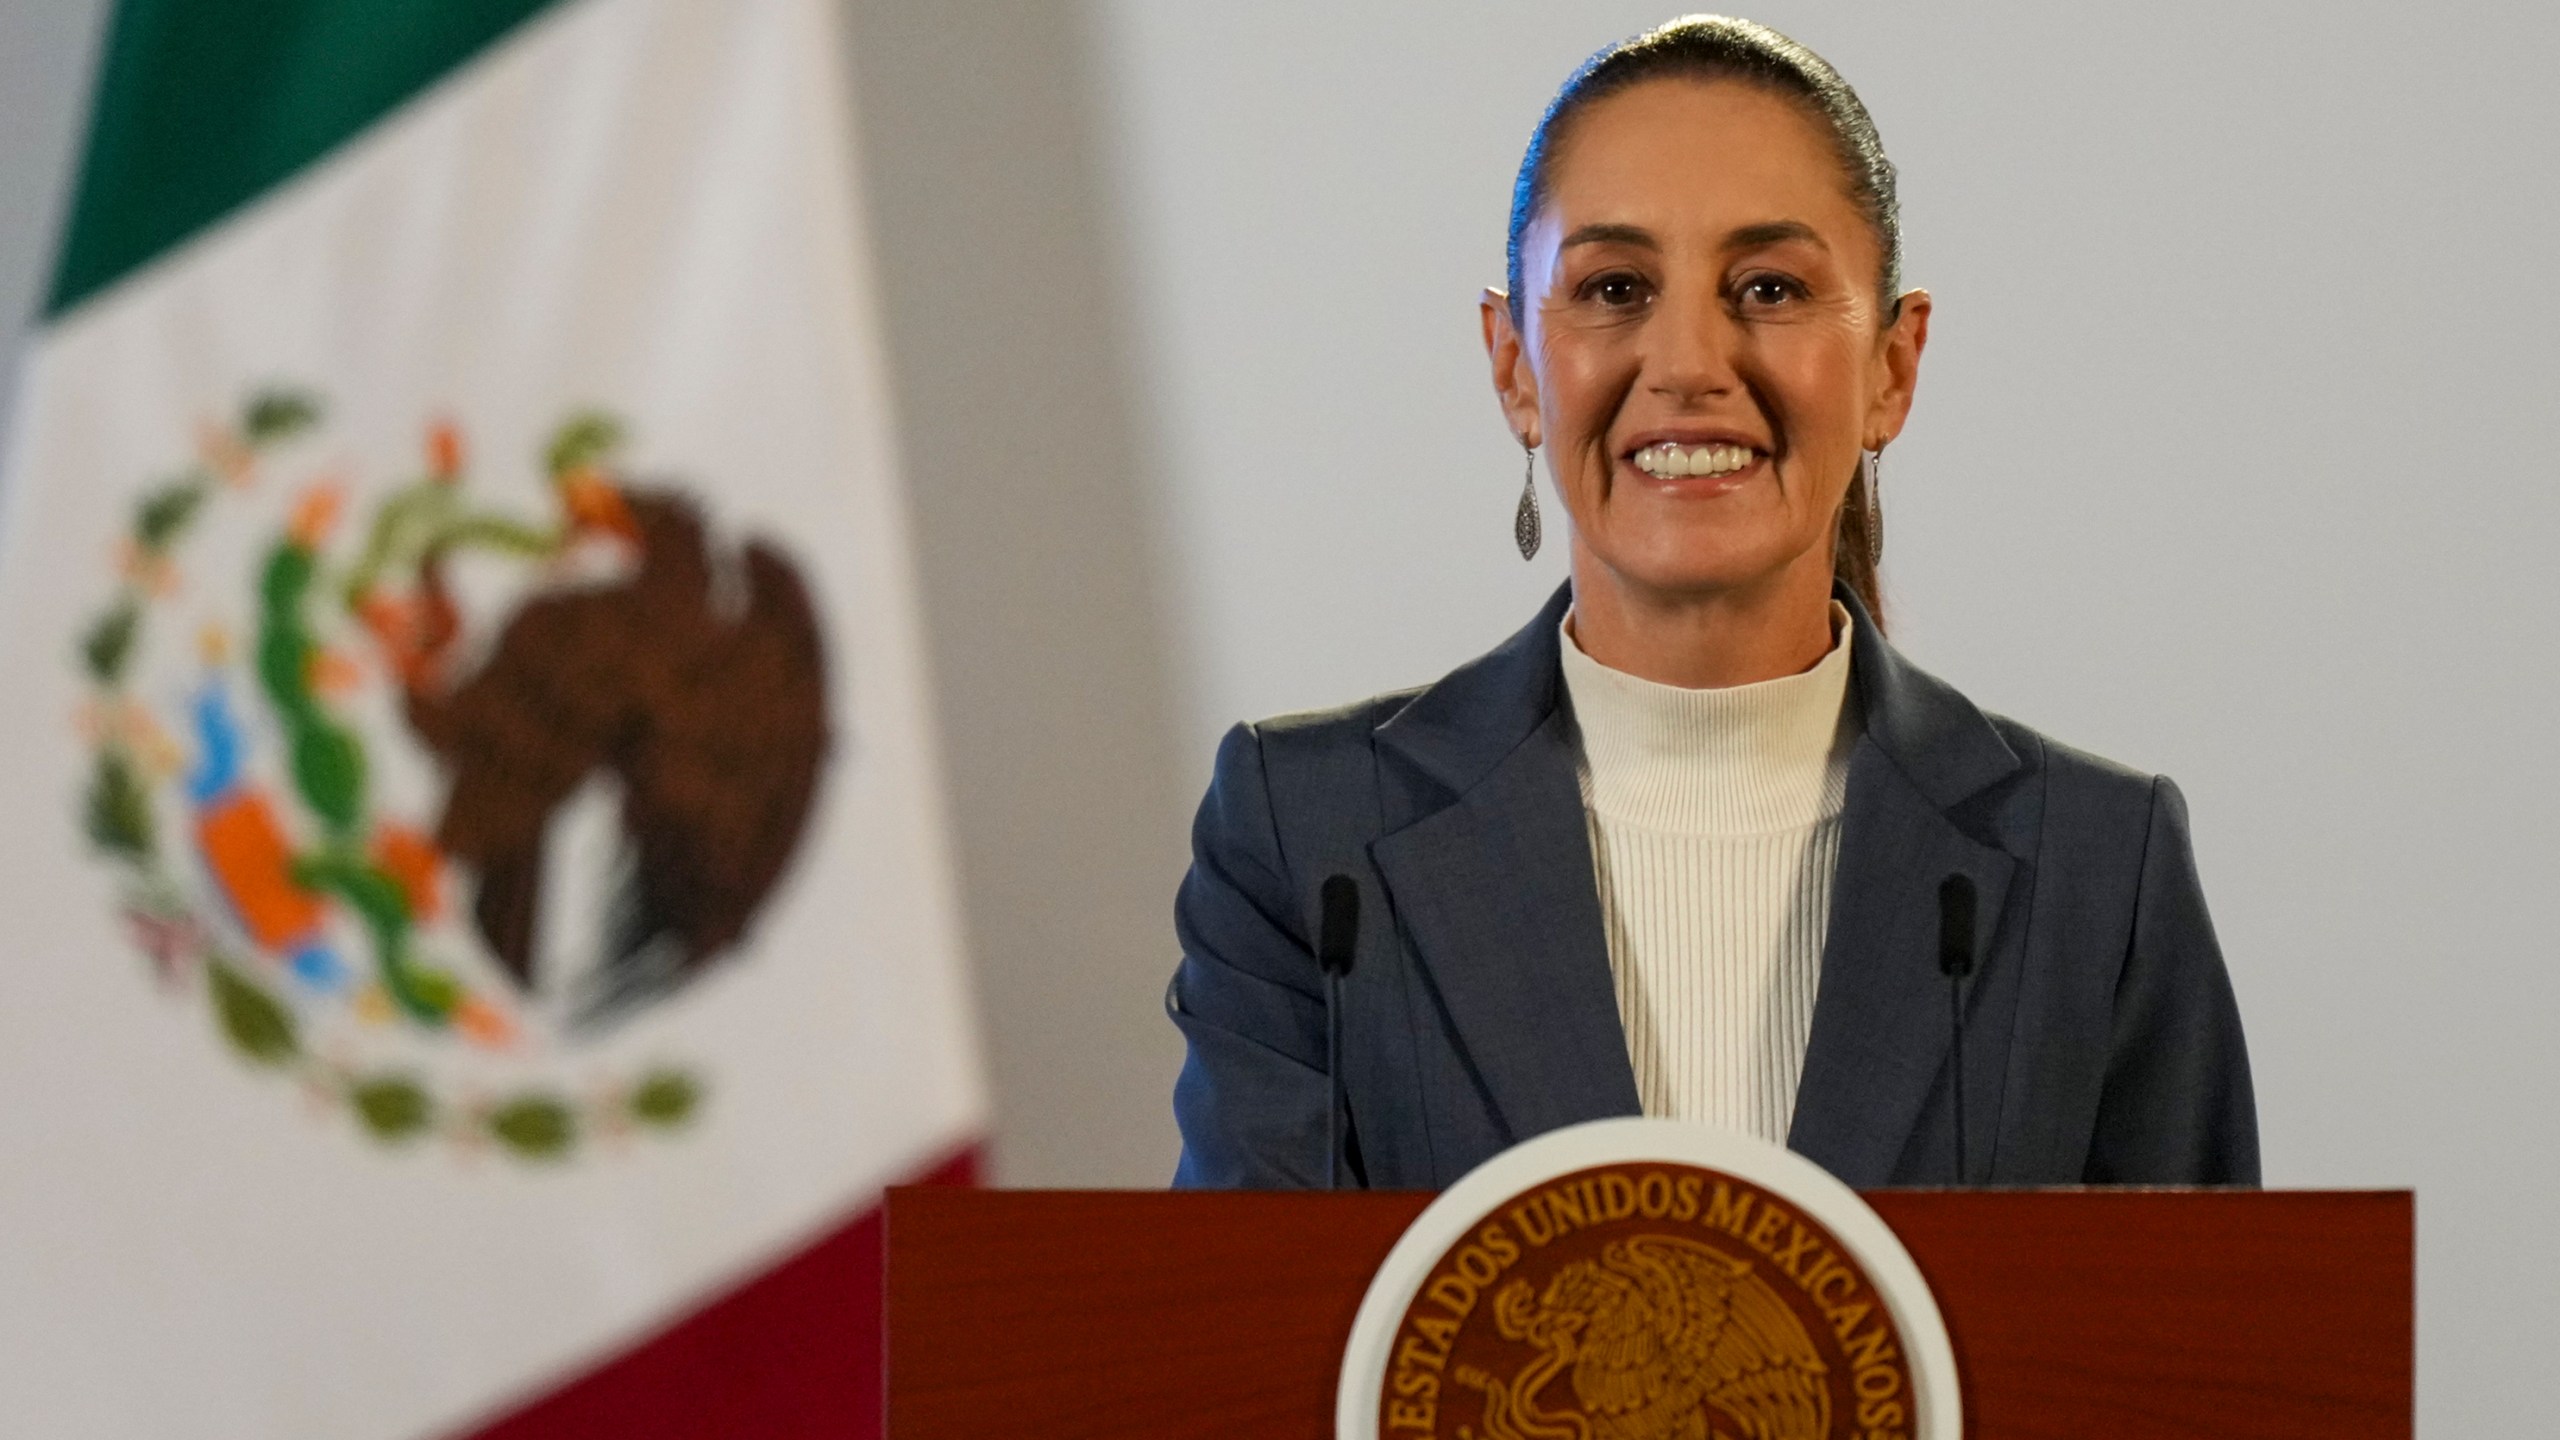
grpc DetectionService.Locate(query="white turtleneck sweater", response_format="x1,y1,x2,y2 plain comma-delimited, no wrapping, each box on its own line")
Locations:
1557,605,1858,1145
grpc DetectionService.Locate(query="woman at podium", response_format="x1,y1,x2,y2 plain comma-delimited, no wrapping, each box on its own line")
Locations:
1166,17,2256,1191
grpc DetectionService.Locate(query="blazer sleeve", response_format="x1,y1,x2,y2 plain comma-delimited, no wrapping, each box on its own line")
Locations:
2084,776,2262,1184
1166,722,1335,1188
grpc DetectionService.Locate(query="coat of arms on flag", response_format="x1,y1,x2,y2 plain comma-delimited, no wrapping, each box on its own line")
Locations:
76,385,833,1160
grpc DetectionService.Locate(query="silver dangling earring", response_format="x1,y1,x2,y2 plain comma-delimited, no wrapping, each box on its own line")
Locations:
1514,442,1542,561
1861,444,1885,568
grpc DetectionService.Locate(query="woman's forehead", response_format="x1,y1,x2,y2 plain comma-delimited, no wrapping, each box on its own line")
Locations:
1541,78,1865,240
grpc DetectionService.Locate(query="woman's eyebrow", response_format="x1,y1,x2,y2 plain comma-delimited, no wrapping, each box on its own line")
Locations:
1559,222,1658,251
1557,220,1827,253
1725,220,1824,252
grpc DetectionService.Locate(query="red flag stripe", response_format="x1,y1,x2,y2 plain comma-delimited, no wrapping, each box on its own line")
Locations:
455,1145,982,1440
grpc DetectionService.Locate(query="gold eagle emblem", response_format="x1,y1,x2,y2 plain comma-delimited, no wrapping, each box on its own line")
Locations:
1453,1234,1830,1440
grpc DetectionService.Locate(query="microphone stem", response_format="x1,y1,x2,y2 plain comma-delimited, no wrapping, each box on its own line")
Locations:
1325,967,1344,1191
1950,972,1968,1186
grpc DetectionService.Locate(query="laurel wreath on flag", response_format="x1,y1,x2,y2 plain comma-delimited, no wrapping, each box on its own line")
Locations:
76,388,705,1162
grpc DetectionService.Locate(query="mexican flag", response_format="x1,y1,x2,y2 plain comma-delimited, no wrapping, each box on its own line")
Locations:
0,3,986,1438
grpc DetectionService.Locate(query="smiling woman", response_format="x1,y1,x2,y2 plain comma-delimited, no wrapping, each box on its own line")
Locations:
1492,20,1910,677
1165,16,2257,1193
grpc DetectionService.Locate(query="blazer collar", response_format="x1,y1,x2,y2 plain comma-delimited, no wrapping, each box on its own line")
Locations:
1373,581,2022,813
1371,582,1575,798
1370,580,2029,1183
1835,583,2022,812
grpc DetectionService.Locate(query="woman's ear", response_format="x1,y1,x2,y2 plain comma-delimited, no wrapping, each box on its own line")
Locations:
1866,287,1932,446
1480,287,1543,448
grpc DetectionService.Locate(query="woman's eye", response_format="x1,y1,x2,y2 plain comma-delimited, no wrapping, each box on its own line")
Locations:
1583,273,1650,308
1737,274,1803,309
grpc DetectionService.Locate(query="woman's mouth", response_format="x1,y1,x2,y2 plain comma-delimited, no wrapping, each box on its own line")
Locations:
1626,440,1764,490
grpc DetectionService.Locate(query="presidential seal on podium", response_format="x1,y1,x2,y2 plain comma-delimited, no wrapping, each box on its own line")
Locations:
1339,1118,1960,1440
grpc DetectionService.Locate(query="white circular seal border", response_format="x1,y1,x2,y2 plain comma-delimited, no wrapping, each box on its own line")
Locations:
1335,1117,1961,1440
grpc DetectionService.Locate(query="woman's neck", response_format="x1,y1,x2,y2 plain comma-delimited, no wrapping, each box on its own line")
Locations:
1565,548,1840,689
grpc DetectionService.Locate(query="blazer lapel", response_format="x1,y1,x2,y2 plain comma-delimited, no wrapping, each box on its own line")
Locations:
1368,584,1640,1146
1788,586,2027,1186
1786,741,2014,1185
1371,709,1642,1143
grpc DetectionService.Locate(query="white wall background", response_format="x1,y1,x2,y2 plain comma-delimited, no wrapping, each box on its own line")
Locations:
4,2,2551,1433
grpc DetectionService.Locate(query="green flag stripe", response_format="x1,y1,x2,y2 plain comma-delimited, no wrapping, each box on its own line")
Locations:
45,0,565,319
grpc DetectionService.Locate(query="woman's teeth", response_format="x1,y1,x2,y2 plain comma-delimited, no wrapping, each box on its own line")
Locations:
1631,442,1755,479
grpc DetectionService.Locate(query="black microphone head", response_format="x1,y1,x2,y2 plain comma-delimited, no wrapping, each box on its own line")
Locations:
1318,874,1360,977
1937,873,1977,978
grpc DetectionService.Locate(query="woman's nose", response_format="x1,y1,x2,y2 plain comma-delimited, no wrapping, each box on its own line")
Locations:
1644,284,1740,405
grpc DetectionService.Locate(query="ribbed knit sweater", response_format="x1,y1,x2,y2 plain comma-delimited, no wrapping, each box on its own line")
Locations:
1557,606,1857,1144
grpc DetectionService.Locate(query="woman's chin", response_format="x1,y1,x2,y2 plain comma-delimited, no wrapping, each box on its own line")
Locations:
1581,535,1815,603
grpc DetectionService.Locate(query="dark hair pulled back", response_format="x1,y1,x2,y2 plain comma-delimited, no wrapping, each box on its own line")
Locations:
1505,15,1902,627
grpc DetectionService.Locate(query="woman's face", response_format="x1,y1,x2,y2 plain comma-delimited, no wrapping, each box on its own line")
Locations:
1485,79,1929,610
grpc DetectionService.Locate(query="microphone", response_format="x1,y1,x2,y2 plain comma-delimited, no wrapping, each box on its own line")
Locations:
1317,874,1360,1191
1937,874,1977,1186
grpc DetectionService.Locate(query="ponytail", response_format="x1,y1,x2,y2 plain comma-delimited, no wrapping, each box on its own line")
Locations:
1833,461,1886,633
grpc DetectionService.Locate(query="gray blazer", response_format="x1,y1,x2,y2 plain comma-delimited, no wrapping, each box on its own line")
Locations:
1167,584,2257,1190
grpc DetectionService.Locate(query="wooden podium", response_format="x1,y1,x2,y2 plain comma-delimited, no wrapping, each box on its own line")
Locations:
884,1189,2410,1439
